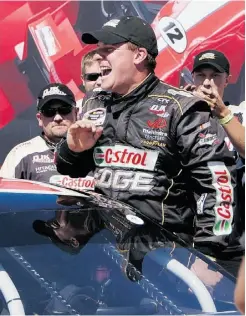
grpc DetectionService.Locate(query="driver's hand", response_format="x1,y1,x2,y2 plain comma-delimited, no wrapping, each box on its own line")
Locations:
190,258,223,287
66,121,103,152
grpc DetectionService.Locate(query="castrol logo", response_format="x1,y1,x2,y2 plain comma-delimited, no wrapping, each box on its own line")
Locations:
50,175,95,191
93,145,159,171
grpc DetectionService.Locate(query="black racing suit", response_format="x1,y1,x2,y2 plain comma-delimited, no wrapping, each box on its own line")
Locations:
0,134,95,191
55,73,241,260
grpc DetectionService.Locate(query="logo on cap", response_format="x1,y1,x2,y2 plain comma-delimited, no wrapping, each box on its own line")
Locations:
42,86,67,98
103,19,120,28
199,52,215,61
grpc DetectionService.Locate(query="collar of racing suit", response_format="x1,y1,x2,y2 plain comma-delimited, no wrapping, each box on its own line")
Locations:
41,133,57,151
109,73,160,114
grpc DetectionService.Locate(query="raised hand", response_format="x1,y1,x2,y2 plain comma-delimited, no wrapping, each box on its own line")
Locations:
181,83,197,92
66,121,103,152
193,79,229,117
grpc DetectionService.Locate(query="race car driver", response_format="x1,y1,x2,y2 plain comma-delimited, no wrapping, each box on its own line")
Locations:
54,17,240,272
0,83,94,191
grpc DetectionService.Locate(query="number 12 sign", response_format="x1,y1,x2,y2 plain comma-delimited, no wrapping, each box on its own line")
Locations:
158,16,187,53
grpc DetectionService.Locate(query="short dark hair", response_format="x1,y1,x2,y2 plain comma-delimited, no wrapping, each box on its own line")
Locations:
127,42,156,73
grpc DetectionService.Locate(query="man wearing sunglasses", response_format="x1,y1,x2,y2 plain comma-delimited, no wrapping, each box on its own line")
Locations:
77,50,104,118
0,83,94,191
78,49,113,121
81,50,102,93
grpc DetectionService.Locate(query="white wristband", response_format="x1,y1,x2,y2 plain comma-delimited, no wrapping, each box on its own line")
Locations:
219,111,234,125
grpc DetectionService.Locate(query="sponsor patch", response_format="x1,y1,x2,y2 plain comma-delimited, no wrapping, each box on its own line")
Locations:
154,97,170,104
33,154,53,163
42,86,66,98
207,162,233,236
199,52,215,60
141,140,166,147
126,214,144,225
36,165,57,174
196,193,207,214
142,128,167,141
83,107,106,126
95,169,154,192
93,145,158,171
50,175,94,191
142,129,167,137
147,118,167,129
103,19,120,28
168,88,192,98
149,104,169,118
198,133,219,146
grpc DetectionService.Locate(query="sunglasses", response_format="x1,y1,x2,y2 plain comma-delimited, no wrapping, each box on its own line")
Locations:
41,106,73,117
83,72,101,81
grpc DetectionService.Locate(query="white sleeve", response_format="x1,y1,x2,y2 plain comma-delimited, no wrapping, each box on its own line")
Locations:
0,149,18,179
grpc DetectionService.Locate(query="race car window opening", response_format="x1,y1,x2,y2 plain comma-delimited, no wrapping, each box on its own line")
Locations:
0,208,238,315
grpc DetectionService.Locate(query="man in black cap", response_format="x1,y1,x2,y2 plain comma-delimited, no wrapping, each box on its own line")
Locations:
186,50,245,155
36,83,78,142
82,17,158,95
190,50,230,98
184,49,245,274
0,83,83,186
55,17,241,276
185,49,244,173
188,49,245,213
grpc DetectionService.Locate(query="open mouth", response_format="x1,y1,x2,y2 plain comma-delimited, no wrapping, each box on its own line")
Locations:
101,67,112,78
52,125,67,131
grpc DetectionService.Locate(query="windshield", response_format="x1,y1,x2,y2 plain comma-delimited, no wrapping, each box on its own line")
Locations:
0,190,239,315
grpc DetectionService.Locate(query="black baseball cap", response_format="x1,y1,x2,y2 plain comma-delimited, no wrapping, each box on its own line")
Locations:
192,50,230,74
37,83,76,111
32,219,92,255
82,16,158,58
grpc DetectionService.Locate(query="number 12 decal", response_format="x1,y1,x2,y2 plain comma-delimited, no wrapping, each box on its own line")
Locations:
158,17,187,53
